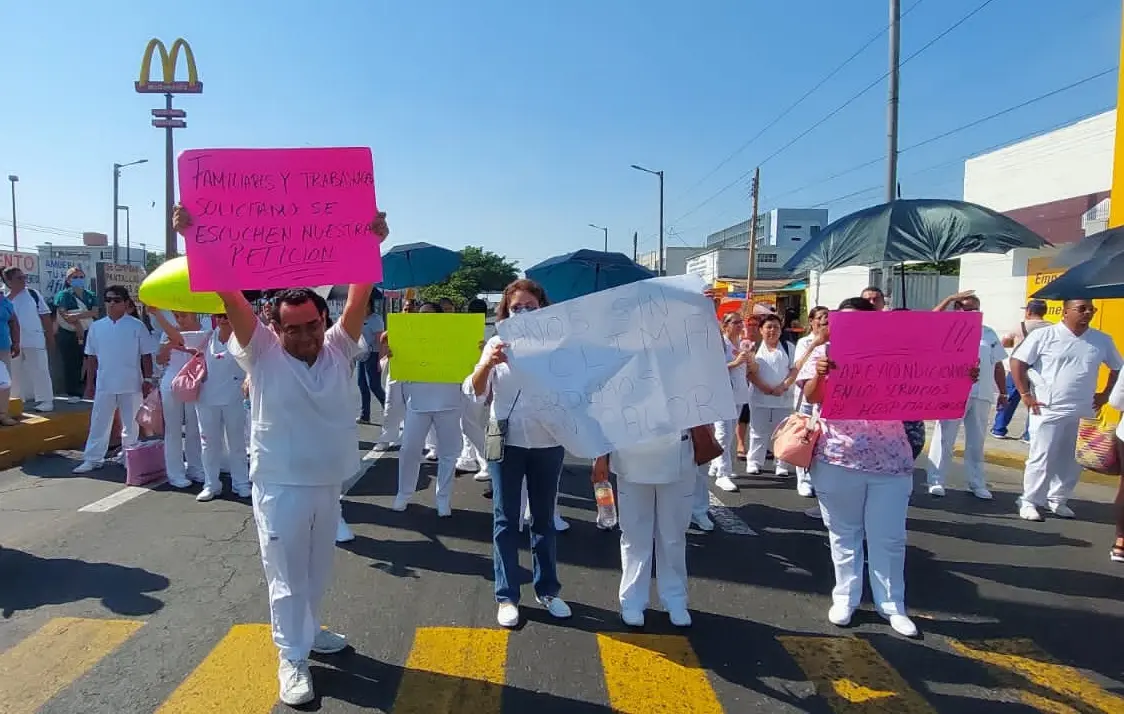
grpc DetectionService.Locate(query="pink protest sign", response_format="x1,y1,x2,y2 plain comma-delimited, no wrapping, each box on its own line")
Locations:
822,310,983,421
177,147,382,291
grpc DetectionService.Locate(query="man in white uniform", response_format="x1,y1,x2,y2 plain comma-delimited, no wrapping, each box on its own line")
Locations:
925,294,1007,499
2,267,55,412
1012,298,1122,521
176,205,389,706
74,285,154,473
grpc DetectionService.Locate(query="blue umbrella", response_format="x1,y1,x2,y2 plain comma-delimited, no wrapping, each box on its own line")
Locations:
378,242,462,289
525,249,655,303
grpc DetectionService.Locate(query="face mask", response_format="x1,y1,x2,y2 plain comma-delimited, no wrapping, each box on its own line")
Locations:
70,278,86,290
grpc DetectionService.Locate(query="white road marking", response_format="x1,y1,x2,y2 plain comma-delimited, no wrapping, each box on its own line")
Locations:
78,481,166,513
708,491,758,536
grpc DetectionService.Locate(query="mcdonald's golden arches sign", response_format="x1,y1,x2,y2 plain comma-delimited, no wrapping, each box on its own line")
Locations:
135,38,202,94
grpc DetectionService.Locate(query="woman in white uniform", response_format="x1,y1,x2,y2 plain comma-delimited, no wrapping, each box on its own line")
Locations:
393,302,465,516
375,306,409,448
709,312,751,493
151,310,208,489
594,430,695,628
746,313,797,476
195,312,250,502
792,306,829,498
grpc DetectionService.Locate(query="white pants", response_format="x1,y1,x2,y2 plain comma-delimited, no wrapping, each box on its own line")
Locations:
461,399,488,463
748,406,791,472
693,465,710,520
160,387,203,482
197,402,250,493
252,482,339,662
377,380,405,444
11,346,53,405
812,461,911,616
618,475,694,612
397,408,462,508
1022,411,1082,508
926,397,989,490
83,391,142,463
708,406,744,478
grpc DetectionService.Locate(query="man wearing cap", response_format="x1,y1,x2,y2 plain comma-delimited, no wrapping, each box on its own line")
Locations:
992,299,1051,441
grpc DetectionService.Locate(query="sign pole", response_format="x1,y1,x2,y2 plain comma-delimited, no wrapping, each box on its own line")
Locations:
165,93,176,257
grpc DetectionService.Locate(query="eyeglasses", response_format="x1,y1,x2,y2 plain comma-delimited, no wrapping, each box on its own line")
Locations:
104,296,125,304
510,304,538,314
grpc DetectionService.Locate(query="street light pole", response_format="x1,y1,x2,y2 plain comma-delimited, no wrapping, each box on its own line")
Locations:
113,159,147,263
630,164,665,275
882,0,902,300
6,175,17,251
588,223,608,252
117,205,132,265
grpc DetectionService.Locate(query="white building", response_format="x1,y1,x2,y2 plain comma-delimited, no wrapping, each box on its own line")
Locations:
705,208,829,270
636,246,709,276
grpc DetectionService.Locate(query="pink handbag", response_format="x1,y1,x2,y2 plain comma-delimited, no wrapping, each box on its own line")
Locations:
125,440,166,486
137,389,165,437
171,350,207,402
771,408,822,469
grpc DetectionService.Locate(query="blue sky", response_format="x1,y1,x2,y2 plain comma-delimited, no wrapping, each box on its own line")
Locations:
1,0,1120,270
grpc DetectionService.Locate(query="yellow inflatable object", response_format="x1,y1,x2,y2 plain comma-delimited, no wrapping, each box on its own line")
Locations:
137,256,224,314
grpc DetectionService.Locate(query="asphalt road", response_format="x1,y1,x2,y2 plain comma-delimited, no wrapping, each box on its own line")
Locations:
1,422,1124,713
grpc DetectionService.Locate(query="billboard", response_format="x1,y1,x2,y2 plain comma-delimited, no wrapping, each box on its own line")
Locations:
0,251,40,288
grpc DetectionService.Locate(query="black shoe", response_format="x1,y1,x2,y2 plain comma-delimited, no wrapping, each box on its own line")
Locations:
483,488,494,499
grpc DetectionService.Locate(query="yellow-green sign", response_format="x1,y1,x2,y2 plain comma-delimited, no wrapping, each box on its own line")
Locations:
387,313,485,384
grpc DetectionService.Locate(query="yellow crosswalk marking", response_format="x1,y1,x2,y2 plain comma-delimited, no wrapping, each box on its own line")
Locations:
156,624,278,714
0,616,145,714
949,638,1124,713
392,626,509,714
596,633,724,714
779,635,935,713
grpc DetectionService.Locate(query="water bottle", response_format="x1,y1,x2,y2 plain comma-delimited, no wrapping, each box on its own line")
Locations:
593,478,618,530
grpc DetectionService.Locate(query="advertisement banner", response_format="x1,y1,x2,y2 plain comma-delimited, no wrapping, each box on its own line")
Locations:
0,251,40,288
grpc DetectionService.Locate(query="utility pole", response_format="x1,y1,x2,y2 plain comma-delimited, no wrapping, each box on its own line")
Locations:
7,175,17,251
882,0,902,300
633,231,638,262
746,167,760,310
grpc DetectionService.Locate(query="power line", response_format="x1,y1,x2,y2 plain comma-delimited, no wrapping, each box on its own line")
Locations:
670,0,1001,227
671,0,927,205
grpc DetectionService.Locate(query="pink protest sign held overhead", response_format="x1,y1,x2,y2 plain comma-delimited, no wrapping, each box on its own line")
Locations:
177,147,382,291
822,310,983,421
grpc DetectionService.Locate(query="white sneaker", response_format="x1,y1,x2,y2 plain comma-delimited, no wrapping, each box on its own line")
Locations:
884,614,919,637
928,485,946,497
167,477,192,489
195,487,220,502
1049,503,1075,519
497,602,520,628
746,466,762,475
805,504,823,520
72,461,102,474
691,512,715,532
554,514,570,532
715,476,738,493
828,603,853,626
336,518,355,543
278,659,314,706
424,448,438,461
391,495,410,512
67,396,82,404
234,485,252,499
1019,502,1044,522
33,402,54,413
970,486,993,500
455,457,480,473
668,607,692,628
537,596,572,619
774,467,791,477
796,481,814,498
311,628,348,654
621,608,645,627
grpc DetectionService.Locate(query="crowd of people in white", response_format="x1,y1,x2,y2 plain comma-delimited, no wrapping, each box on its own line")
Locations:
6,207,1124,705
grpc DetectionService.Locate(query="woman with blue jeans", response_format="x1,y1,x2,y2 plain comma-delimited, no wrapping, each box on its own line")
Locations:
465,278,572,628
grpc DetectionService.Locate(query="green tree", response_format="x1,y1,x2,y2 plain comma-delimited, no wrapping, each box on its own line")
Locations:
145,251,165,274
419,246,518,306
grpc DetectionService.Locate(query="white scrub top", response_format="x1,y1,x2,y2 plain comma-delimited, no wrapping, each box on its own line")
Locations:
159,330,210,392
9,289,50,349
230,320,362,487
402,382,463,413
84,315,154,395
464,335,559,450
750,342,793,408
198,330,246,407
612,431,693,485
971,325,1008,401
724,338,751,406
1013,322,1124,418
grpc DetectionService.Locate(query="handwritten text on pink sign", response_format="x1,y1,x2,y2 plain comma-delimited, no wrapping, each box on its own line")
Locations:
178,147,382,291
822,310,983,421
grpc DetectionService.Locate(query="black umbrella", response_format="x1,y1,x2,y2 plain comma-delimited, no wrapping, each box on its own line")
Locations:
1032,250,1124,300
784,198,1050,306
1048,225,1124,268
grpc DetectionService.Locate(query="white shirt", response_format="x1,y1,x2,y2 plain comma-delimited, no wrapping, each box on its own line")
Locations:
361,314,385,350
199,330,246,407
971,325,1008,401
724,338,751,406
1108,375,1124,440
401,381,462,412
159,330,210,392
230,321,362,486
612,431,693,485
8,289,49,349
1013,322,1124,418
84,315,154,395
464,335,559,449
750,341,793,408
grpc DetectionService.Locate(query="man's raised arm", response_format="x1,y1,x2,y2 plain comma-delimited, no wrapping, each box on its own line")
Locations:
339,212,391,342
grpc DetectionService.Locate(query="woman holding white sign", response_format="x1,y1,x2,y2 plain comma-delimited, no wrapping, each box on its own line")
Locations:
466,279,571,629
709,312,752,493
796,296,920,638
